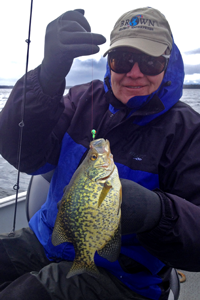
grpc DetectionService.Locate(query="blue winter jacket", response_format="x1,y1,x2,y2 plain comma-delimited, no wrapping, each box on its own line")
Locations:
29,40,183,299
1,39,200,300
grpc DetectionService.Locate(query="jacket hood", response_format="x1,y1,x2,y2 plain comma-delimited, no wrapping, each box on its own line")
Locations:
104,38,185,125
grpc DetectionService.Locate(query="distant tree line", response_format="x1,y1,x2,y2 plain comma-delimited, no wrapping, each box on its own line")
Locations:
183,85,200,89
0,85,200,89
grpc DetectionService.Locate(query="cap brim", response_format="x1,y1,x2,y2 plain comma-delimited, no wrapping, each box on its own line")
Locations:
103,38,168,57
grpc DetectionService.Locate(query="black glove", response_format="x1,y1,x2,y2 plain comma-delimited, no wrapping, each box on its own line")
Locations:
120,179,162,235
40,9,106,95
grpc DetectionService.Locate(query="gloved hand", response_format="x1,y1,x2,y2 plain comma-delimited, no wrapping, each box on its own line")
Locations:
120,179,162,235
40,9,106,95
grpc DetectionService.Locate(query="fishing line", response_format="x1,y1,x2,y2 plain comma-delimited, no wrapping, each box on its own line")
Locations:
10,0,34,234
90,35,96,140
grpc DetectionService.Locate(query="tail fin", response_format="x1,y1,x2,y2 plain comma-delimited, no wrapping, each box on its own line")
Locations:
66,259,100,279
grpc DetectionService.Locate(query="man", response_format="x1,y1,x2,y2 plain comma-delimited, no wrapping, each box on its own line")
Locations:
0,7,200,300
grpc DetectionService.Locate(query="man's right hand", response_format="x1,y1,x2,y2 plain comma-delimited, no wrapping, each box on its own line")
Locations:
40,9,106,95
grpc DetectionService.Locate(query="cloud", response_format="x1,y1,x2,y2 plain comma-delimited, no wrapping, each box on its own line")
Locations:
184,74,200,85
184,64,200,75
65,57,107,86
0,77,19,86
1,55,200,87
184,48,200,55
66,56,200,86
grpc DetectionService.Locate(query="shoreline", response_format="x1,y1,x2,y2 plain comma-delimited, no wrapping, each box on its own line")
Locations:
1,85,200,89
183,85,200,89
0,85,72,89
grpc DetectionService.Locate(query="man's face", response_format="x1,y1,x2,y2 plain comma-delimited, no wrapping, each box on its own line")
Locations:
110,49,165,104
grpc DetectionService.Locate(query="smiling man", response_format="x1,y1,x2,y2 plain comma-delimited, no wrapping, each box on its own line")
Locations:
1,6,200,300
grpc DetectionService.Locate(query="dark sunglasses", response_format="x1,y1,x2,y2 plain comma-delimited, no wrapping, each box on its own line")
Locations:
108,50,170,76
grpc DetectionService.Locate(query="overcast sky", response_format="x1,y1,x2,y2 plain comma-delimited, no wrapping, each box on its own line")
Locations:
0,0,200,86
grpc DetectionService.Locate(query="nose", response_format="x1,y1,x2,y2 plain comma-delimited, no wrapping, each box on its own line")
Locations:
126,62,144,77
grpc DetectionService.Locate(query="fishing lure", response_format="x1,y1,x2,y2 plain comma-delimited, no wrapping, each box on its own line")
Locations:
91,129,96,140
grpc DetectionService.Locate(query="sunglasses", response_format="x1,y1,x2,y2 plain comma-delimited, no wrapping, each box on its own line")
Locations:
108,50,170,76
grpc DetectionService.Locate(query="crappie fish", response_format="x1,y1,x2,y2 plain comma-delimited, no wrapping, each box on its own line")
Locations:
51,138,122,278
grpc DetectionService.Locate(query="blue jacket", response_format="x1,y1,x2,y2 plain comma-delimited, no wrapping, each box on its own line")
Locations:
1,40,200,300
28,41,180,299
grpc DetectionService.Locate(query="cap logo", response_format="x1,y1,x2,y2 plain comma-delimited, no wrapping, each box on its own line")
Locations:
129,15,143,26
119,14,157,32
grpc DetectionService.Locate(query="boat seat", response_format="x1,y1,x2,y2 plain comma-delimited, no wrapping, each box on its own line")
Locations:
25,171,180,299
26,170,55,221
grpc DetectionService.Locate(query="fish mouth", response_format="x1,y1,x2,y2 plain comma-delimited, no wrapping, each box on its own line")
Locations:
97,164,113,173
99,164,109,168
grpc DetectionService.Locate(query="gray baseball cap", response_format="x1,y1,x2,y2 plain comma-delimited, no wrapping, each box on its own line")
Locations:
103,7,172,57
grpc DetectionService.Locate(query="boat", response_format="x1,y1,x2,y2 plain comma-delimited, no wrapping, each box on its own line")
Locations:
0,191,28,233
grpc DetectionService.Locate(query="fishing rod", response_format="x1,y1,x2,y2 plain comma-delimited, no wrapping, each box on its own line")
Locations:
10,0,34,234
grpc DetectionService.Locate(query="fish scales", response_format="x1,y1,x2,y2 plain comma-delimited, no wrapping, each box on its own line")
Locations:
52,138,122,278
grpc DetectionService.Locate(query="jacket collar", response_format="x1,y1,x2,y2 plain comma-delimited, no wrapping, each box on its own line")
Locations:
106,88,165,117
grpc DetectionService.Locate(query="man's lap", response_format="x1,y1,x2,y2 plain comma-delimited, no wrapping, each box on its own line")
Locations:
0,227,149,299
0,227,50,277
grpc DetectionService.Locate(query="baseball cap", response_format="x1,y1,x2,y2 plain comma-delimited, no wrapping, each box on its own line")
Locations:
103,7,172,57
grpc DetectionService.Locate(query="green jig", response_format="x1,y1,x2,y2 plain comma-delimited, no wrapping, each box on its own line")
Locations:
91,129,96,140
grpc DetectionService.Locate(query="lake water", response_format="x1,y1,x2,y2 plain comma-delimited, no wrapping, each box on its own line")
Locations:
0,88,200,198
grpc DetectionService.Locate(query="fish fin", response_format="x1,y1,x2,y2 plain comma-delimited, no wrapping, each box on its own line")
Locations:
67,259,100,279
51,218,72,246
97,223,121,262
97,181,112,208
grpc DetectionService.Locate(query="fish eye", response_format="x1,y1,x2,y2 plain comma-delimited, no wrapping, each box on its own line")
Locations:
90,154,98,161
